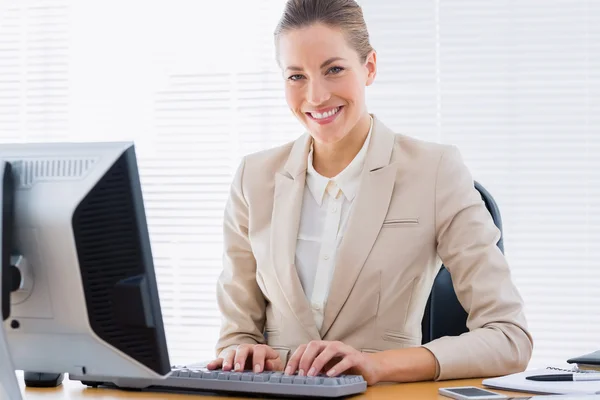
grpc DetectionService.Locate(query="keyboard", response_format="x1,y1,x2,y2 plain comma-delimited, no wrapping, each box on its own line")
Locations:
72,364,367,398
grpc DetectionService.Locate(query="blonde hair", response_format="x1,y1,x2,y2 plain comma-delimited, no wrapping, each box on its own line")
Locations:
274,0,374,63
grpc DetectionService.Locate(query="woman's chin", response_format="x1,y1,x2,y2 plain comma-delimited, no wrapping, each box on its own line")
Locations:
295,115,348,144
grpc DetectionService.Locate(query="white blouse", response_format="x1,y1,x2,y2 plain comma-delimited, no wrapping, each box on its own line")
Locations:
294,118,373,330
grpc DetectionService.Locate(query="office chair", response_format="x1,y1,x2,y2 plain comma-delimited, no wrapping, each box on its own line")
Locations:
421,181,504,344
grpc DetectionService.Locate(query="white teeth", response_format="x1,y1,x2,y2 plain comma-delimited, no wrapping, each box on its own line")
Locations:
310,107,340,120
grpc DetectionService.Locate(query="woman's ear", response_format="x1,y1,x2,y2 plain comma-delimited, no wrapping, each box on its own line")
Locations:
365,50,377,86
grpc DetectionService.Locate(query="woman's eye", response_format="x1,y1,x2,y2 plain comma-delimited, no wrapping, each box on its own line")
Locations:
328,66,344,74
288,74,304,81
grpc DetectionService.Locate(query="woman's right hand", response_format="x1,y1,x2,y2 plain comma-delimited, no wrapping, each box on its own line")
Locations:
206,344,284,373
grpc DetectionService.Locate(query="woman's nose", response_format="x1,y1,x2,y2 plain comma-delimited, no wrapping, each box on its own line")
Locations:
306,80,331,106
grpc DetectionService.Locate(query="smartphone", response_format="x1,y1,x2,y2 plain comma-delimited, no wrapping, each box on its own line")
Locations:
439,386,509,400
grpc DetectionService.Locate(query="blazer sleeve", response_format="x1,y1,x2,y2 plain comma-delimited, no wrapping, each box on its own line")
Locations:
422,146,534,381
214,157,267,358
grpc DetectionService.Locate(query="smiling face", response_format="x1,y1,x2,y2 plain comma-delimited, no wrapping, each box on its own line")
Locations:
277,23,376,145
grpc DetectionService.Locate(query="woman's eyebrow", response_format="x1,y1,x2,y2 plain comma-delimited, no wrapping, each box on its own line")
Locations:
320,57,346,68
285,57,347,72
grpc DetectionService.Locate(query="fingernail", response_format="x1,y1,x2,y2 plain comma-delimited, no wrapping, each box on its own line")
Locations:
308,367,316,376
327,369,336,377
254,364,260,373
235,363,241,371
285,366,292,375
298,369,305,376
223,361,228,368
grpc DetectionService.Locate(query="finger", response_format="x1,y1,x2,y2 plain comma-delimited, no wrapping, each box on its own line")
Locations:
222,350,235,371
298,341,325,376
252,345,269,373
265,359,276,371
206,358,222,370
263,346,284,371
326,355,357,377
285,344,307,375
307,345,341,376
233,345,252,372
265,358,282,371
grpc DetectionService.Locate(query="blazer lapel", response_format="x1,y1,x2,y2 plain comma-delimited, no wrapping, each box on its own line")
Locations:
320,117,398,337
270,134,321,340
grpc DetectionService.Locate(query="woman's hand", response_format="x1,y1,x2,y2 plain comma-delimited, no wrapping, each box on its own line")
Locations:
284,340,381,385
207,344,284,373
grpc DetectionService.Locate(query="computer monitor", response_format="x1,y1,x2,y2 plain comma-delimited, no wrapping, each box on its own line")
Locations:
0,142,171,397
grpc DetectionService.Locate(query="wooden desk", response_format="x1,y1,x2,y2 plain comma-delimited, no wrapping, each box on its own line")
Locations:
18,375,533,400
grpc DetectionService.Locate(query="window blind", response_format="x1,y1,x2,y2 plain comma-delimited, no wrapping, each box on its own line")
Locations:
1,0,598,369
360,0,600,368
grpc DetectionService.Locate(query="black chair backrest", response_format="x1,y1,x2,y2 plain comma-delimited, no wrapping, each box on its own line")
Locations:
421,181,504,344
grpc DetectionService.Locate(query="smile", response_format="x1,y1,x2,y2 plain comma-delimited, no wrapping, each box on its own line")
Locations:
305,106,343,124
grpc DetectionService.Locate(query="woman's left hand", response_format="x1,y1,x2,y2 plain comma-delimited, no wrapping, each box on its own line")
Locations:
284,341,381,385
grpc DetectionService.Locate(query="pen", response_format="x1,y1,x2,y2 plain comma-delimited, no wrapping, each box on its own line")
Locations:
526,373,600,382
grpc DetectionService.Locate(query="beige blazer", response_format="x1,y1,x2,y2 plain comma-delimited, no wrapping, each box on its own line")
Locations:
215,115,533,381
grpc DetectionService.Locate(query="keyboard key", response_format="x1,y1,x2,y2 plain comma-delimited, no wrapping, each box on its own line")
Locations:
323,378,340,386
202,371,218,379
253,374,268,382
218,373,229,380
305,377,318,385
293,376,306,385
178,371,190,378
281,375,294,384
241,373,253,382
269,375,281,383
190,371,202,379
229,373,242,381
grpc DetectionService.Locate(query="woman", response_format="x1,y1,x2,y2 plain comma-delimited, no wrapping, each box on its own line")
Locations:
207,0,533,385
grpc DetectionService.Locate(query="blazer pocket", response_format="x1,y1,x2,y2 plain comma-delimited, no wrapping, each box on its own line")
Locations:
360,348,381,354
382,218,419,227
382,329,420,344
